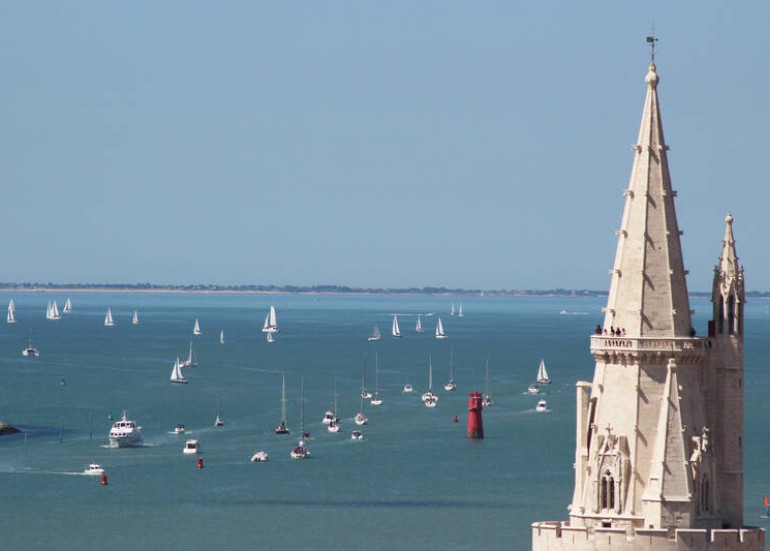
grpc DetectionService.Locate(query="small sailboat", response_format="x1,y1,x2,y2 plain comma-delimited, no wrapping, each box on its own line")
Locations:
458,303,464,317
415,314,424,333
361,356,372,399
290,378,310,460
536,358,551,384
131,310,140,325
450,302,455,316
444,347,456,391
219,330,225,344
63,298,73,314
391,314,402,338
179,339,197,367
262,305,279,334
435,317,447,339
355,373,368,426
250,450,269,462
421,356,438,407
483,357,493,407
193,318,202,336
214,400,224,427
370,352,383,406
22,337,40,357
275,374,290,435
104,308,114,327
170,357,188,384
7,301,16,324
325,376,341,430
368,324,381,341
47,301,62,320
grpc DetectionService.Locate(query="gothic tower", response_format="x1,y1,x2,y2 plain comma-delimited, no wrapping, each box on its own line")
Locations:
531,55,763,550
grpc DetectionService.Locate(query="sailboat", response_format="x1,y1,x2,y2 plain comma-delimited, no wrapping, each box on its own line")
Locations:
262,305,279,334
22,336,40,357
536,358,551,384
290,378,310,459
361,356,372,399
327,376,341,433
391,314,402,338
421,356,438,407
7,301,16,324
179,339,197,367
219,330,225,344
104,308,114,327
368,324,381,341
355,372,368,425
458,303,464,317
371,352,383,406
170,357,188,384
63,298,72,314
275,374,290,434
131,310,140,325
435,317,447,339
46,301,61,320
450,302,455,316
483,357,493,407
415,314,424,333
444,347,456,391
193,318,202,336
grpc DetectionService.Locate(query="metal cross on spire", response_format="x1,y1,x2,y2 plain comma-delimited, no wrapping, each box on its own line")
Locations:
646,34,659,62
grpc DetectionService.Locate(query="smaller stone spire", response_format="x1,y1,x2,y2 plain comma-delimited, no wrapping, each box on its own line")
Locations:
712,214,744,338
718,214,740,278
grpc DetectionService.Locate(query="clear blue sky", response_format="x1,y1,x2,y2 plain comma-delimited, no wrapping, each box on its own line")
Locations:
1,2,768,291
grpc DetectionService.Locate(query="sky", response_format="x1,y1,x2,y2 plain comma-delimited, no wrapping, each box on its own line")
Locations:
1,2,768,291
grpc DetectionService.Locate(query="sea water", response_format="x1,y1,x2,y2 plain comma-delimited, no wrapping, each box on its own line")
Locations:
0,292,768,550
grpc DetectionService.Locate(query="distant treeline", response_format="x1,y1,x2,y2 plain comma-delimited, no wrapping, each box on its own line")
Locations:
1,282,768,298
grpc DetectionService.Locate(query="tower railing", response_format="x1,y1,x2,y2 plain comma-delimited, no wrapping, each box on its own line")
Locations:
590,335,706,353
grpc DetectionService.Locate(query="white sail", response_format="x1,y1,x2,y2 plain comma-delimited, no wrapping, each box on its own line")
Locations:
262,305,279,333
368,324,381,341
170,357,188,384
444,347,456,391
450,302,455,316
132,310,140,325
219,330,225,344
104,308,114,327
193,318,201,336
63,298,72,314
7,301,16,324
416,315,424,333
9,299,15,313
435,317,447,339
180,339,196,367
536,358,551,384
51,301,60,319
392,314,401,338
458,303,464,317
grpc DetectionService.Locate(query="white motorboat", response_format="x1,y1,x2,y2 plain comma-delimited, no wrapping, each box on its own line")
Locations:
132,310,140,325
22,338,40,357
275,374,290,435
435,317,447,339
262,305,279,334
174,424,186,434
391,314,401,338
536,399,547,412
104,308,114,327
179,339,197,368
368,324,381,341
443,347,456,391
528,384,540,395
108,411,143,448
415,314,424,333
402,383,414,393
183,439,200,455
536,358,551,385
250,450,269,462
193,318,202,336
170,357,188,384
350,430,363,441
83,463,105,476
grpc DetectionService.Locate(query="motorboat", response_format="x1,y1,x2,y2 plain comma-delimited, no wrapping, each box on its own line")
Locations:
536,399,547,413
322,410,336,425
528,384,540,395
174,424,186,434
351,430,363,441
327,421,341,433
108,411,143,448
402,384,414,393
250,450,269,462
84,464,105,476
183,439,200,455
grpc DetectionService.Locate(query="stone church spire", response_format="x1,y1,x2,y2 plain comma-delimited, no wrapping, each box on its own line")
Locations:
603,62,692,337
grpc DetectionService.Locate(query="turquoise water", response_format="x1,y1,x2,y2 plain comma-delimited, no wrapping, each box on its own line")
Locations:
0,292,767,550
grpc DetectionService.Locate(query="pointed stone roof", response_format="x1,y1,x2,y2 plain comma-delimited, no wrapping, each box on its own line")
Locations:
715,214,743,292
604,62,692,337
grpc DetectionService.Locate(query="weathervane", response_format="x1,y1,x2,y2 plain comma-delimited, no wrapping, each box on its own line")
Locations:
646,33,658,62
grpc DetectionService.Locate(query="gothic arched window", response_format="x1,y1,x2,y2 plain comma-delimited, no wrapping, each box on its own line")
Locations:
601,471,615,511
728,296,736,335
700,475,710,513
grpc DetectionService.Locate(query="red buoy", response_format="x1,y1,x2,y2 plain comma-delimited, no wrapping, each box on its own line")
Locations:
467,391,484,439
197,457,204,469
100,474,108,486
453,415,459,423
